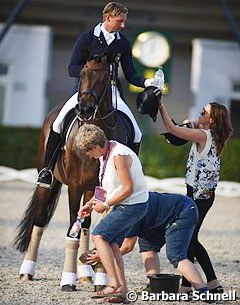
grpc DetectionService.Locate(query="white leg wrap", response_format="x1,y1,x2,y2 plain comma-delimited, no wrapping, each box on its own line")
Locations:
77,264,95,279
19,259,36,276
60,272,77,287
94,272,109,286
52,92,78,133
111,86,142,142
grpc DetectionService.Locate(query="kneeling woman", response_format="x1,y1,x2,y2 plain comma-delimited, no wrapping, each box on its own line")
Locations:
77,124,149,301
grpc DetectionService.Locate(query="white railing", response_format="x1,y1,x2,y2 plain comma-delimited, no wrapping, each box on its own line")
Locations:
146,175,240,198
0,166,240,198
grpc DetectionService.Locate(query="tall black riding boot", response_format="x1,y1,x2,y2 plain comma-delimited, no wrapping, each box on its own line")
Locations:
130,142,141,155
37,129,62,188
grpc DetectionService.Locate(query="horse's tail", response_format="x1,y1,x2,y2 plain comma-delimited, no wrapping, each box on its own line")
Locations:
13,180,62,252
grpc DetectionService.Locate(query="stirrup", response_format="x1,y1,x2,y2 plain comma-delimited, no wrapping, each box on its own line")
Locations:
36,168,54,188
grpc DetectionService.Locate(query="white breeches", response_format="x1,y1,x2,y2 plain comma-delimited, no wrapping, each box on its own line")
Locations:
52,87,142,143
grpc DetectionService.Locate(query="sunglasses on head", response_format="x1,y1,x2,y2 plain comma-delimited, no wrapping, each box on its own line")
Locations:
200,108,207,116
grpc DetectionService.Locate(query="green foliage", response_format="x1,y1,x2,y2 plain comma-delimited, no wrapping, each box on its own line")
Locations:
139,135,190,179
0,126,40,169
139,134,240,183
0,126,239,182
220,138,240,182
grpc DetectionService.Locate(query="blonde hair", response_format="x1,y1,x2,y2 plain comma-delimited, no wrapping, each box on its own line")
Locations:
75,124,107,152
102,2,128,18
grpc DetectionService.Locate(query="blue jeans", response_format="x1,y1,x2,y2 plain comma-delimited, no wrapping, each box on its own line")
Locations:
138,233,165,253
92,201,149,245
165,197,199,268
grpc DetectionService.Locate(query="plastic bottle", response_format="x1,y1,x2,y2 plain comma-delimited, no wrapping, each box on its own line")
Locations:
153,67,165,90
69,216,84,238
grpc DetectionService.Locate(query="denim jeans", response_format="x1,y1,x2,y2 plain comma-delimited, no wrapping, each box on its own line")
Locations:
92,200,149,245
138,234,165,253
165,197,199,268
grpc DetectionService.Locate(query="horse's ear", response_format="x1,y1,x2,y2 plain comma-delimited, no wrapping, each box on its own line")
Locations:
103,52,115,64
91,54,102,62
102,55,109,64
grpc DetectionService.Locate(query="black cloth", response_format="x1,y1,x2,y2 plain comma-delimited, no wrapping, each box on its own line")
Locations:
181,185,217,287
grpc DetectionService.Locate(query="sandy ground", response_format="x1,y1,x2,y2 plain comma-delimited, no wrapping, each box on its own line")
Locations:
0,181,239,305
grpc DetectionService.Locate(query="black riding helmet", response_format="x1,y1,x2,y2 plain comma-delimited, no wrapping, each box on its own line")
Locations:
136,86,162,122
137,87,189,145
161,120,189,146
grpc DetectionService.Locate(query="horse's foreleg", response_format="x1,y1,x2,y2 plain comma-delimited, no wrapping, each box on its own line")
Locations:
60,238,79,291
77,191,94,284
19,226,44,281
77,228,94,284
60,186,84,290
94,262,108,290
80,192,108,289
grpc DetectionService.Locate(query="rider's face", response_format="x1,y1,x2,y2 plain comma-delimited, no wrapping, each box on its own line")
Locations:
104,13,127,32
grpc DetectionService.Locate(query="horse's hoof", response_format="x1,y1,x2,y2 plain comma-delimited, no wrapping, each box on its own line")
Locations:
20,274,33,281
61,284,76,292
79,276,93,284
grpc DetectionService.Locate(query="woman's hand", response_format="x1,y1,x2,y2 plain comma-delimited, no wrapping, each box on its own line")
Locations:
78,200,93,217
84,249,101,265
92,199,108,213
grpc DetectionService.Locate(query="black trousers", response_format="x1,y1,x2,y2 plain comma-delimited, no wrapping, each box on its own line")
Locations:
181,185,217,287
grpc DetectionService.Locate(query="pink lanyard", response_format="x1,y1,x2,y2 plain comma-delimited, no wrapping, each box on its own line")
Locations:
99,142,111,187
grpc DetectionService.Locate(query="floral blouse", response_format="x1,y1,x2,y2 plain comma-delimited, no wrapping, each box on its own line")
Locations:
185,129,220,200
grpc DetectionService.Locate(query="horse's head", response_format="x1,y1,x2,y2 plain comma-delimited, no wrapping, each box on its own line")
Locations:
76,54,112,121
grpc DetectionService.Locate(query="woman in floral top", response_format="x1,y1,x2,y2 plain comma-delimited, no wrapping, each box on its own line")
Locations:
158,101,233,295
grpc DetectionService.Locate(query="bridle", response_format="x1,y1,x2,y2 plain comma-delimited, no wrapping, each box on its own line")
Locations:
77,67,117,129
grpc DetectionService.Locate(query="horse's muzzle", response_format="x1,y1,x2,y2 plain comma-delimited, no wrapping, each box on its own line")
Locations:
75,103,96,120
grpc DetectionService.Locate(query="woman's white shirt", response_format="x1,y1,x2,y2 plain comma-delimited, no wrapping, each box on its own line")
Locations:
99,141,149,205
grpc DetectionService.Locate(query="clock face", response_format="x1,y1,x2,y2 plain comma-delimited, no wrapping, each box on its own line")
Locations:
132,31,170,67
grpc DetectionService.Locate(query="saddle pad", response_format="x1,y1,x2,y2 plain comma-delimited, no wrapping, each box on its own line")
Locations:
61,109,134,147
61,108,81,144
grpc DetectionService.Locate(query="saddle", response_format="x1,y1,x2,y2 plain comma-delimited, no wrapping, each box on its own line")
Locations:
60,108,135,148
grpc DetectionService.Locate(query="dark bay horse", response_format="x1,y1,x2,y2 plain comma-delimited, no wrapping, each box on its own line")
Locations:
14,54,135,291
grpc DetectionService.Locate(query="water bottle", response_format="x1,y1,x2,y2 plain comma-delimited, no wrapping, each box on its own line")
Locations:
153,67,165,90
69,216,84,238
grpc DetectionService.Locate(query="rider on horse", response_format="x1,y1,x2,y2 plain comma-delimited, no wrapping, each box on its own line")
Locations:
37,2,158,188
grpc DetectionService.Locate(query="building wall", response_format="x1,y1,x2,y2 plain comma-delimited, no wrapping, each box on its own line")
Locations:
0,24,51,127
190,39,240,137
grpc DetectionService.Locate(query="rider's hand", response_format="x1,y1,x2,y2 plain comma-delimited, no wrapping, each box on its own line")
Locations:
144,78,155,87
